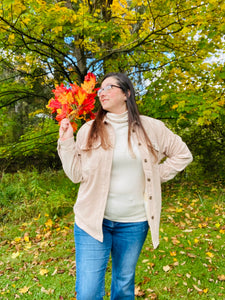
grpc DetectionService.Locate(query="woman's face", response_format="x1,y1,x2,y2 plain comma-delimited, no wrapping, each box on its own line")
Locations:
98,77,127,114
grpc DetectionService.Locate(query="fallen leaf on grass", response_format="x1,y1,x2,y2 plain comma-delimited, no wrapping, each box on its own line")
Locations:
192,284,209,294
24,232,29,242
206,252,214,258
41,286,54,294
52,268,58,276
14,237,22,243
170,251,176,256
187,252,196,258
135,286,145,297
171,237,180,245
148,292,158,299
218,274,225,281
19,286,30,294
163,265,171,272
12,252,20,259
40,268,49,275
45,219,53,228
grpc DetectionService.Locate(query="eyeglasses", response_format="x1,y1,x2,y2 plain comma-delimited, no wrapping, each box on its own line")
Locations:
97,85,122,97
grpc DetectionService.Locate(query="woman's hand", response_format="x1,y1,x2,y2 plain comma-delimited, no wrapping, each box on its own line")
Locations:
59,118,74,141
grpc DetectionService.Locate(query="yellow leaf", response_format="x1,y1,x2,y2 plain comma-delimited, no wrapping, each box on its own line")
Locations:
206,252,214,258
172,104,178,109
170,251,176,257
45,219,53,227
34,214,41,220
176,208,183,212
14,237,22,243
24,242,32,250
8,34,15,42
12,252,20,259
40,269,49,276
24,235,29,242
194,238,199,244
215,223,220,228
203,288,208,293
53,26,63,34
19,286,29,294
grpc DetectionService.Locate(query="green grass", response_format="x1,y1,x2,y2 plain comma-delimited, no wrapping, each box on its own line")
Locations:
0,170,224,299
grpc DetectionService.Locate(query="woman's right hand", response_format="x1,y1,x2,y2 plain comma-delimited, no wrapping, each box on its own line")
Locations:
59,118,74,141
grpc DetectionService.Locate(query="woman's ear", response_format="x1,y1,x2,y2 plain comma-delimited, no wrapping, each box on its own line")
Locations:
125,90,130,100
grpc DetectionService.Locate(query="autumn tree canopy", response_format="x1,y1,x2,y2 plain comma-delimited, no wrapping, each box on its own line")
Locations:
0,0,224,175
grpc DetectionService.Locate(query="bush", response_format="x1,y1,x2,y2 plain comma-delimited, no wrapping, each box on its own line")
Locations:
0,169,79,224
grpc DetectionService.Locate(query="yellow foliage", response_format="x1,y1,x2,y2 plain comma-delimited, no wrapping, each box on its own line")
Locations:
218,99,225,106
12,0,26,14
22,17,31,25
52,26,63,34
8,33,15,42
36,0,47,6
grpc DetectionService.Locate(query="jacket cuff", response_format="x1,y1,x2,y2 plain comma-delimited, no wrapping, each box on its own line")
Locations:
57,137,75,149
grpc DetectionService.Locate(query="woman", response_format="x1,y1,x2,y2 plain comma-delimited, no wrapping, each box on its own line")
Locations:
58,72,193,300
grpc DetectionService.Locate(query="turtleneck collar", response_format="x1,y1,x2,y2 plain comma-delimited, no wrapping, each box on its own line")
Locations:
106,111,128,124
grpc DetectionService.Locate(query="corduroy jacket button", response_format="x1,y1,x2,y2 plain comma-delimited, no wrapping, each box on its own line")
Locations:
149,196,152,200
151,216,154,220
147,178,151,182
138,142,141,146
144,159,147,163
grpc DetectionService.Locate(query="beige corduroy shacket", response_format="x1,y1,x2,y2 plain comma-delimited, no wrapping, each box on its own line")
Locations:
57,115,193,249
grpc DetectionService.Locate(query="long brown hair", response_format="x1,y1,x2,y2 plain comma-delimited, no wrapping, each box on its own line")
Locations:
86,72,156,158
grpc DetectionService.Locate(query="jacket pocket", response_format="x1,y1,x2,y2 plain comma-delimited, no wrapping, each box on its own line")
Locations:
80,141,102,172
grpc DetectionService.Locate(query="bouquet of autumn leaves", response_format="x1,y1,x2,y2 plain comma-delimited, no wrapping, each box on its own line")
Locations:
46,72,97,132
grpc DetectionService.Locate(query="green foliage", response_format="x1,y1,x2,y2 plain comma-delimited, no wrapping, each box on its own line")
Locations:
0,169,79,224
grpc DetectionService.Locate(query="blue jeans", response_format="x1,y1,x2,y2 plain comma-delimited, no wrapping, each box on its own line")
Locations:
74,219,149,300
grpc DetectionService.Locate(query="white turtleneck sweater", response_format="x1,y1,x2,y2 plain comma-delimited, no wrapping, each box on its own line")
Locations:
104,111,147,222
